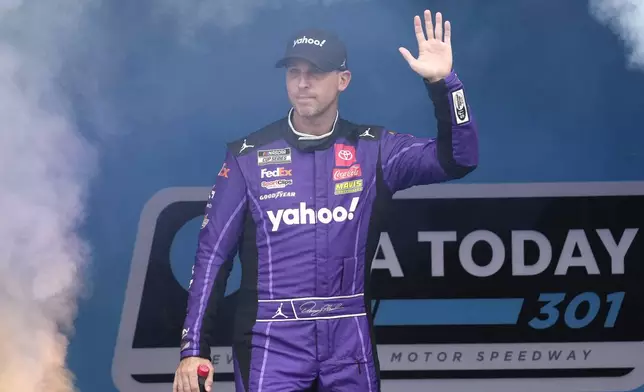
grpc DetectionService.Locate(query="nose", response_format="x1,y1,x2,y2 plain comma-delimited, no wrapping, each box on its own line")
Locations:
297,74,311,89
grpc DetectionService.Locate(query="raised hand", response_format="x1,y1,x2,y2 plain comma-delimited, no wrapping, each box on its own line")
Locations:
399,10,453,83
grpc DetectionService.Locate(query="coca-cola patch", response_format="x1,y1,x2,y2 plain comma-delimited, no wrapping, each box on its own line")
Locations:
332,164,362,181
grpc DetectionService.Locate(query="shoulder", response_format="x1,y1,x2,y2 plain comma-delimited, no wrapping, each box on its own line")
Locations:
336,118,388,143
227,117,288,158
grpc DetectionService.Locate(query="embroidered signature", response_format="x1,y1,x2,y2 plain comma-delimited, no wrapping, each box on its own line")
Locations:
299,301,344,317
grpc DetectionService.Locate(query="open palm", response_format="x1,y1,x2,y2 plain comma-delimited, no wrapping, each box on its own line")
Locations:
399,10,453,83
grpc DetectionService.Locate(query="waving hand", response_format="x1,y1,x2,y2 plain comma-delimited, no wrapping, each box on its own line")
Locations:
399,10,453,83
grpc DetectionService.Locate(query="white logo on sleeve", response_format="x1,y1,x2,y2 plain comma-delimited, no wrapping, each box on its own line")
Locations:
266,197,360,232
452,88,470,125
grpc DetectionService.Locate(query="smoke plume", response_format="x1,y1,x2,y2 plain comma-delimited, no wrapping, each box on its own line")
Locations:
0,0,97,390
589,0,644,70
154,0,370,42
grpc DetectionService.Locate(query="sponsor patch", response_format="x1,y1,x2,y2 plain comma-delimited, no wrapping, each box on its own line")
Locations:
261,179,293,190
261,167,292,178
334,144,356,167
218,163,229,178
258,148,292,166
266,197,360,232
259,191,296,201
451,88,469,125
334,179,363,195
333,164,362,181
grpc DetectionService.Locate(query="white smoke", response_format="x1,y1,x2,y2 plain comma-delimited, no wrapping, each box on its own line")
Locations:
0,0,98,391
589,0,644,70
154,0,370,42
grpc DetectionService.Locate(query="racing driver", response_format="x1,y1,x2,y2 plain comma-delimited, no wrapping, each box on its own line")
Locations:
174,9,479,392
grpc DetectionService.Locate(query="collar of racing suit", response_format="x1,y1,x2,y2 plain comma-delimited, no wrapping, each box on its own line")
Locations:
283,107,358,153
287,107,339,140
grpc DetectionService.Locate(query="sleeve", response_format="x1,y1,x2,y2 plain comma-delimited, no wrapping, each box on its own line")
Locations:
179,148,248,360
379,70,479,193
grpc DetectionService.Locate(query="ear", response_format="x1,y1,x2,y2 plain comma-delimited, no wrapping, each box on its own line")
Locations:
338,70,351,91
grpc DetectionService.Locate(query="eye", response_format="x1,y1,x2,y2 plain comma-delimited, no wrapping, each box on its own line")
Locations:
307,70,325,80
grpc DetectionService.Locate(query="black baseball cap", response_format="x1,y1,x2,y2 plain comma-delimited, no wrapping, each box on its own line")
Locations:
275,28,348,72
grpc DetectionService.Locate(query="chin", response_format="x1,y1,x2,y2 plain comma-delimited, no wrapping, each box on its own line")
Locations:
295,106,320,118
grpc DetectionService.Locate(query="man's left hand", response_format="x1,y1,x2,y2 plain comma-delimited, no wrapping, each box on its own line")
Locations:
399,10,453,83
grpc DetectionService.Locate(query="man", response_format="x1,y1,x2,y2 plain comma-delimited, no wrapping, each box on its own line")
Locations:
174,9,479,392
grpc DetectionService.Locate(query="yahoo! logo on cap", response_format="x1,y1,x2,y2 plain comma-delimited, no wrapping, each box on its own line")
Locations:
293,35,326,47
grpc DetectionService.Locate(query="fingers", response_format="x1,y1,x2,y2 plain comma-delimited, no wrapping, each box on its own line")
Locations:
419,10,449,43
206,368,215,392
434,12,443,41
181,373,192,392
398,47,415,64
189,372,200,392
176,359,206,392
424,10,434,40
414,15,426,43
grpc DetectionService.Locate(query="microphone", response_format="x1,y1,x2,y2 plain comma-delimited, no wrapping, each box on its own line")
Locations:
197,364,210,392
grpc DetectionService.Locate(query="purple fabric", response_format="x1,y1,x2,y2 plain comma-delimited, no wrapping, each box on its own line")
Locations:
180,70,479,390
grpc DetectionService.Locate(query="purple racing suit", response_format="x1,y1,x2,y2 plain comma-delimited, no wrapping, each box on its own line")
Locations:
180,70,479,391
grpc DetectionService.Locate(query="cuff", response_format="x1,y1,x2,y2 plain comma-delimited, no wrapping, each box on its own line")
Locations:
180,348,211,361
424,70,460,102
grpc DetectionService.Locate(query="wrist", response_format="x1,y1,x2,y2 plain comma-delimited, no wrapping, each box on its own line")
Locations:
425,69,455,84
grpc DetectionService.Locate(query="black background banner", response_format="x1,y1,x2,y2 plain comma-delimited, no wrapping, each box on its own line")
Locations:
132,189,644,349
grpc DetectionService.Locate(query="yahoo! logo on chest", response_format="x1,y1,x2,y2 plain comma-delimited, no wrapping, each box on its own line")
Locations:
266,197,359,232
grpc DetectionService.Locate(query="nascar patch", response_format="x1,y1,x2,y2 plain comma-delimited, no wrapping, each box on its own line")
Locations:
258,148,292,166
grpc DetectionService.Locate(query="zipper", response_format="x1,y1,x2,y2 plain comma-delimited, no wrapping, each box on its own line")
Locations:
356,359,362,374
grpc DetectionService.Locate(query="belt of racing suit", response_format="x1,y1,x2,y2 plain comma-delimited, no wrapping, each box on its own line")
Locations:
256,293,366,322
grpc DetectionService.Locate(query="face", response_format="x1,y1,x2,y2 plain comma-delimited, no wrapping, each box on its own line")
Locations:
285,59,351,118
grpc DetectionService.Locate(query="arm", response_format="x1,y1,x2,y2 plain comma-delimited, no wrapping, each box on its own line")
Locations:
380,70,478,193
180,149,248,360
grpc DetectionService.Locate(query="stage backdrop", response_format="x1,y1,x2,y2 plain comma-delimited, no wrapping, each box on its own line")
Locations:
66,1,644,391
